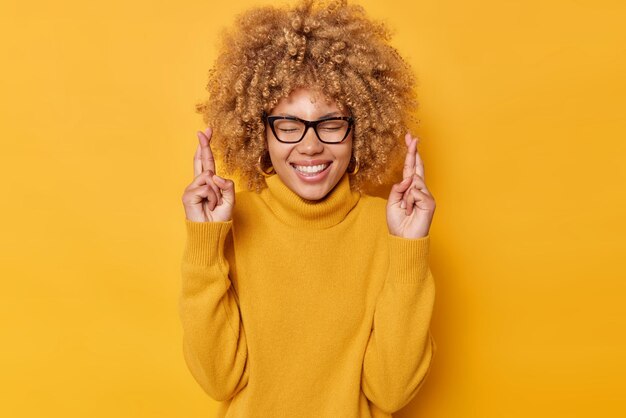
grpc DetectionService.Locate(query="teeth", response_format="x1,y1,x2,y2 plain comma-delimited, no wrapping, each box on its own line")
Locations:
293,163,329,174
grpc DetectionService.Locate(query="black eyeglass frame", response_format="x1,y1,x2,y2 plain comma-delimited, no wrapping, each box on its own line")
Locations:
263,112,354,144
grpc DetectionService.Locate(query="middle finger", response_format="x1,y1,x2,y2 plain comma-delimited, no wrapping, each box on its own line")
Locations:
413,136,425,181
402,133,417,180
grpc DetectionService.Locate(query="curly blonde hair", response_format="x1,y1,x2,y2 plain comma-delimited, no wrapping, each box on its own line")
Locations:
196,0,418,193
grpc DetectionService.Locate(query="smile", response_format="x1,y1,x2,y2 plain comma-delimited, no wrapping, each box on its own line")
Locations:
291,163,330,175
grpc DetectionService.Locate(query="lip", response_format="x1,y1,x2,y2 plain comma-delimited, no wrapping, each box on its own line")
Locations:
290,159,332,166
291,161,332,183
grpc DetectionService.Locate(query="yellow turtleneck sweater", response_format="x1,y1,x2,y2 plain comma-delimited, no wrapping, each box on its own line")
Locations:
179,172,436,417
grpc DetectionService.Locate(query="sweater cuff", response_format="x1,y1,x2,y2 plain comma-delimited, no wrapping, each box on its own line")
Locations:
387,233,430,284
183,219,233,266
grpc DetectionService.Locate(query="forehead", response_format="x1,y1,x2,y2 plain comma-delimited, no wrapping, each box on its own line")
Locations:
272,87,340,113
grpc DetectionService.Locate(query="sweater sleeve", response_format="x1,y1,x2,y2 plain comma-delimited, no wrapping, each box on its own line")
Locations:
361,233,436,414
178,219,249,401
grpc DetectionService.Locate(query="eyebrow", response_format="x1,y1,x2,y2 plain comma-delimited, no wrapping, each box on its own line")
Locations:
275,112,343,118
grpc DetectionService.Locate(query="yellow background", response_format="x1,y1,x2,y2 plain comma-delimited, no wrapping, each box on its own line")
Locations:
1,0,625,417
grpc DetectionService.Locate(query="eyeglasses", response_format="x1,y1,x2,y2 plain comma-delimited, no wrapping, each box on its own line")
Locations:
263,113,354,144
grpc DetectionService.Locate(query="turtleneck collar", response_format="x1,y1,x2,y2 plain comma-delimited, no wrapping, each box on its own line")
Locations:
259,172,361,229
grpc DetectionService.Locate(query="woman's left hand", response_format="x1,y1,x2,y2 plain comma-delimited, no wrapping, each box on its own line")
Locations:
386,132,436,239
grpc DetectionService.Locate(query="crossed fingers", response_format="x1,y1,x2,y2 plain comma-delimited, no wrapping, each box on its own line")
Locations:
194,128,217,177
401,132,431,213
194,127,221,205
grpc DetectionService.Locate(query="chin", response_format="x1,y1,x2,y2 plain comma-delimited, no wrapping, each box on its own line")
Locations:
293,175,342,201
297,187,329,201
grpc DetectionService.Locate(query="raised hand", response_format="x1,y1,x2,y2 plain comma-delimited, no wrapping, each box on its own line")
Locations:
386,132,436,239
181,127,236,222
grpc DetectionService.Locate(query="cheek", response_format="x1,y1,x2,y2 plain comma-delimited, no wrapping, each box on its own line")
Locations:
338,143,353,166
267,140,292,164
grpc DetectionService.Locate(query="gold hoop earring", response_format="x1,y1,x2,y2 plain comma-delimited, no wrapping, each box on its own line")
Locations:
347,156,360,175
257,151,275,177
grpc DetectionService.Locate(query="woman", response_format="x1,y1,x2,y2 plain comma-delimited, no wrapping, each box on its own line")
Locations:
179,0,436,416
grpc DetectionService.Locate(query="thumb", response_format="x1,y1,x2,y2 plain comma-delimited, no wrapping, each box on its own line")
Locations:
388,177,412,204
213,175,235,202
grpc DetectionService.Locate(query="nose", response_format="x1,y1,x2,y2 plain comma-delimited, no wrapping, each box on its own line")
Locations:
297,125,324,154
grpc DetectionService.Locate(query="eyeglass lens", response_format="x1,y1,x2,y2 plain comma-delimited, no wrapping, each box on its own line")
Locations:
273,119,350,143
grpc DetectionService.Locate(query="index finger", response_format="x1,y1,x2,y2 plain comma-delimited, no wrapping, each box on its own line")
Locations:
197,127,216,174
193,143,202,178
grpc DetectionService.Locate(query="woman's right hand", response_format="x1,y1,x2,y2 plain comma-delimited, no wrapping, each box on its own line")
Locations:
181,127,236,222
